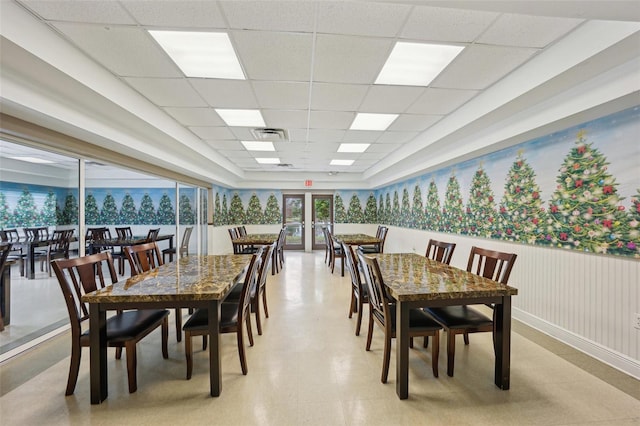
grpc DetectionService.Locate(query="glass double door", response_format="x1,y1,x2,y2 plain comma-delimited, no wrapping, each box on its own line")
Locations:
282,194,333,250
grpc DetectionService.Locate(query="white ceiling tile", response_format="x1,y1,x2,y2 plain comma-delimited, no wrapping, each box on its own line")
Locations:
375,131,419,144
275,142,306,153
388,115,442,132
220,1,316,32
306,129,346,143
232,31,313,81
164,107,224,126
124,78,207,107
120,1,226,28
310,83,368,111
313,34,393,84
431,45,538,90
286,129,309,142
363,144,401,154
253,81,310,110
262,110,309,129
401,6,498,43
359,86,424,113
305,143,340,154
316,1,410,37
342,130,381,143
20,0,135,24
189,126,235,140
229,127,255,140
309,110,355,129
407,88,479,115
189,79,258,108
477,14,583,48
52,23,181,78
205,140,242,151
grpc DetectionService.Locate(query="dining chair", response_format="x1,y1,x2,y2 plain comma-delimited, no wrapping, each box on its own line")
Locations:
51,251,169,395
182,246,264,379
112,227,133,275
360,226,388,254
342,242,368,336
425,239,456,265
237,226,247,237
0,243,13,331
162,226,193,263
0,229,26,276
42,229,74,276
321,227,331,265
229,227,255,255
125,241,183,342
424,246,517,377
85,227,112,255
146,228,160,242
275,227,286,272
358,252,442,382
326,230,344,275
24,226,49,240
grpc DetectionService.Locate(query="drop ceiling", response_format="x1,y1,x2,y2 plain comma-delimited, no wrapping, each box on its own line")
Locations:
0,1,638,189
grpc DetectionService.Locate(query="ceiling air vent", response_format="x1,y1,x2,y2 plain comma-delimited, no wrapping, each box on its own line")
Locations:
251,127,289,142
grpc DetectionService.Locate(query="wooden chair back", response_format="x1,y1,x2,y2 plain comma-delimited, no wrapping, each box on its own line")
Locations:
466,246,517,284
115,227,133,239
24,227,49,240
425,239,456,265
146,228,160,242
125,242,164,275
357,252,392,325
0,229,21,242
377,227,388,253
237,226,247,237
342,243,361,292
179,227,193,256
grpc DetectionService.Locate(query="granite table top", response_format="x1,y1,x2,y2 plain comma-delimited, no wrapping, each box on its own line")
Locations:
369,253,518,302
232,233,279,245
334,233,381,245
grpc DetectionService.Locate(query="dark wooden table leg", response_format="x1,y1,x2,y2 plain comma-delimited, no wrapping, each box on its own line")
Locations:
26,244,35,279
89,304,108,404
1,265,10,326
208,300,222,397
396,300,410,399
494,296,512,390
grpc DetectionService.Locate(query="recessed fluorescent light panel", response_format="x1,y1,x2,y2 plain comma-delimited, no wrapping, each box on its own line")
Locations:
256,158,280,164
241,141,275,151
330,159,354,166
338,143,370,153
149,30,245,79
216,109,266,127
349,113,398,131
375,42,464,86
8,156,54,164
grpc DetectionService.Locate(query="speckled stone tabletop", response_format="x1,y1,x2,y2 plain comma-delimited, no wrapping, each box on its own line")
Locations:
232,234,279,245
369,253,518,302
334,234,381,245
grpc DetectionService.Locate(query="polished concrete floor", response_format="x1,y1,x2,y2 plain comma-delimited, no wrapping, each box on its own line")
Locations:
1,251,638,425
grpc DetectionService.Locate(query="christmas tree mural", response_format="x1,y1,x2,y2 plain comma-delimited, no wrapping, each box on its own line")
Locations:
61,193,78,225
412,185,425,229
464,166,497,238
334,194,346,223
625,189,639,257
246,193,264,224
385,193,392,226
179,194,196,225
400,188,412,227
263,193,282,224
119,193,137,225
100,193,119,225
156,193,175,225
221,194,229,226
548,130,628,254
442,173,465,234
137,193,157,225
346,194,364,223
498,153,546,244
378,194,385,224
391,191,400,226
228,193,245,224
0,192,12,228
364,193,378,223
40,191,57,226
13,189,39,227
214,193,222,226
85,193,100,225
425,179,442,232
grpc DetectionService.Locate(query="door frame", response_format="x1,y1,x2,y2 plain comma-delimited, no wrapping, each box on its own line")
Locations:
311,194,333,250
282,194,305,250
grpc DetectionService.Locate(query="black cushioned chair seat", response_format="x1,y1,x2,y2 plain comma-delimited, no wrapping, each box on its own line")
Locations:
80,309,169,344
425,306,492,328
372,304,442,332
182,304,239,332
224,280,256,302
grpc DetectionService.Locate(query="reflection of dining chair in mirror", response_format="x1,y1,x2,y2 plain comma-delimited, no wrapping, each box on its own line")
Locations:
0,229,25,276
424,246,517,377
43,229,74,276
114,227,133,275
146,228,160,242
24,227,49,240
0,243,14,331
85,227,112,254
162,226,192,263
51,251,169,395
125,241,183,342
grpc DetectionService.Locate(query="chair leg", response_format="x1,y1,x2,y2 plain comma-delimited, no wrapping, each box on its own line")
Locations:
65,341,82,395
423,336,429,348
463,332,470,345
431,331,440,378
355,299,363,337
185,332,193,380
262,288,269,318
115,347,123,359
175,308,182,342
365,312,374,351
254,297,262,336
246,315,254,347
237,327,248,375
162,317,169,359
381,333,392,383
125,342,137,393
348,292,356,319
446,331,456,377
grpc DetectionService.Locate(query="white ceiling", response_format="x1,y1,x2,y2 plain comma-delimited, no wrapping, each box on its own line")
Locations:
0,0,639,189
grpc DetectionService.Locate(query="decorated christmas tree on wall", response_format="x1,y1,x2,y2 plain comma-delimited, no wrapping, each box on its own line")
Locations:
391,191,400,226
412,184,425,229
0,191,12,228
156,193,175,225
378,194,386,224
100,193,118,225
424,179,442,232
625,189,639,257
400,188,411,227
214,193,222,226
442,174,464,234
179,194,196,225
346,194,364,223
228,193,245,225
498,153,545,243
548,130,628,254
137,193,157,225
85,193,100,225
263,193,281,224
119,193,137,225
221,194,229,226
464,166,497,238
385,193,391,226
61,193,78,225
334,194,346,223
364,193,378,223
246,193,264,224
40,191,57,226
13,189,39,227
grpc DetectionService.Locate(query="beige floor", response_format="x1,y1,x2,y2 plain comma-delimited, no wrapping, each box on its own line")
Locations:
0,251,638,425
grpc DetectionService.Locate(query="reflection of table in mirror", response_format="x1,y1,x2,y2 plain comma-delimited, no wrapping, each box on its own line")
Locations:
1,258,16,328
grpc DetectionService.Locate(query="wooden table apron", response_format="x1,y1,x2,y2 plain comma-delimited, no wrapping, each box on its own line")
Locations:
370,253,517,400
231,233,279,274
82,254,249,404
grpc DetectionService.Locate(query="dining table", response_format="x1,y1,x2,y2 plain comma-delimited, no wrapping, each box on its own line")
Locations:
369,253,518,400
14,237,53,280
231,233,279,274
333,233,382,276
81,254,251,404
88,233,174,255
